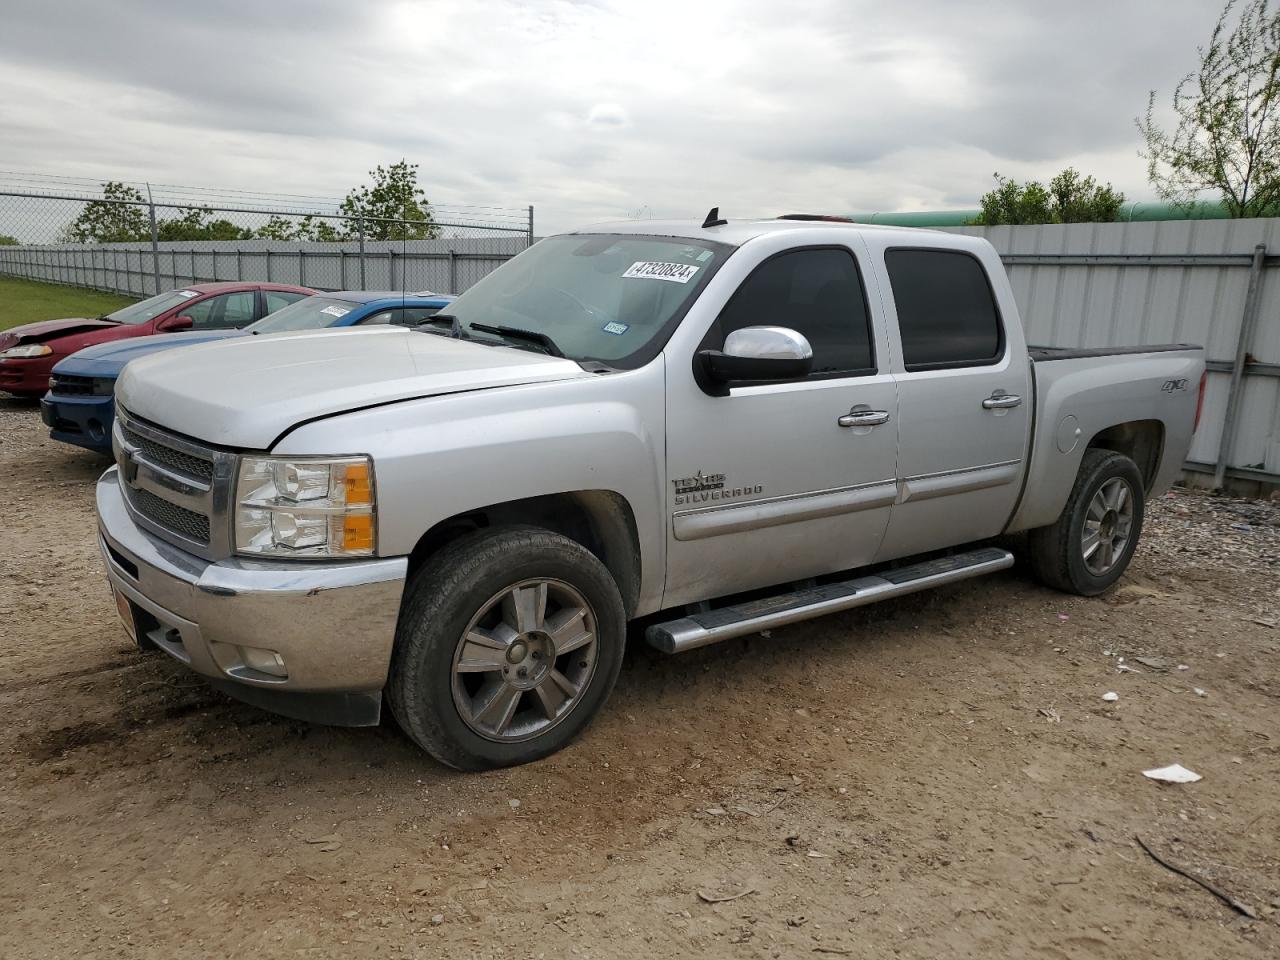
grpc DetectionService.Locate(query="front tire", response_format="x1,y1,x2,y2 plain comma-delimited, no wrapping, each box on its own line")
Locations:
1027,448,1145,596
387,526,626,770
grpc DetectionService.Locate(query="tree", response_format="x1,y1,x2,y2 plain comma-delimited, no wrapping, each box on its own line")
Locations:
0,234,18,245
299,215,344,241
969,169,1126,225
156,207,252,241
338,160,439,240
255,215,299,240
60,181,150,242
1139,0,1280,217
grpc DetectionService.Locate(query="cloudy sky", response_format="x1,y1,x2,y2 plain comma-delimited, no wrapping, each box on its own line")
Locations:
0,0,1224,233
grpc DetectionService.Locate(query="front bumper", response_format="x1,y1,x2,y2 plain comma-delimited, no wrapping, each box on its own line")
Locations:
0,356,56,396
96,467,408,726
42,393,115,453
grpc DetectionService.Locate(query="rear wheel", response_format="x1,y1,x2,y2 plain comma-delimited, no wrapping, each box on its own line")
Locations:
1027,448,1144,596
387,526,625,770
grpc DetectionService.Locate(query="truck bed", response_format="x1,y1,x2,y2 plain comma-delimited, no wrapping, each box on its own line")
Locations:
1007,341,1205,535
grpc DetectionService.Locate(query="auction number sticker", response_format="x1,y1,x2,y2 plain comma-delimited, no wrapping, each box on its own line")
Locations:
319,305,351,317
177,290,199,298
622,261,699,283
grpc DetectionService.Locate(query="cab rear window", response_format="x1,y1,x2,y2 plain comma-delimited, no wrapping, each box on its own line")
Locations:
885,250,1003,370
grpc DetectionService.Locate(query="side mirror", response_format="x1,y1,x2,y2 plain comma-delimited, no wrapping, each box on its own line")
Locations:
697,326,813,384
159,315,194,332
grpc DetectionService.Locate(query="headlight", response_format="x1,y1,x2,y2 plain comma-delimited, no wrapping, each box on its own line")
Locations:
1,344,53,359
234,455,375,558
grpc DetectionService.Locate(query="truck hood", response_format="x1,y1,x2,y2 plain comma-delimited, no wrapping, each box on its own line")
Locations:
116,327,591,449
0,317,120,351
55,330,246,377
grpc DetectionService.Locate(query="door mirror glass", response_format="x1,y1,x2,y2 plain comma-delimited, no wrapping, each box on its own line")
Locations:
698,326,813,383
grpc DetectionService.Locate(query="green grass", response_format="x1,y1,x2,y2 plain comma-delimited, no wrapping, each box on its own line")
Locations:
0,277,138,331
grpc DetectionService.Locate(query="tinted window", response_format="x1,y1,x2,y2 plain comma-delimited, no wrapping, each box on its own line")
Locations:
714,247,873,375
265,290,308,313
183,291,256,330
886,250,1002,369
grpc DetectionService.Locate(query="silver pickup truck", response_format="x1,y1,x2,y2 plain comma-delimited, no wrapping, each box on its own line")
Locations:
96,216,1205,769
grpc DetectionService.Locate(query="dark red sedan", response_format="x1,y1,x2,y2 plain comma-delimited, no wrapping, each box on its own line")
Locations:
0,282,315,398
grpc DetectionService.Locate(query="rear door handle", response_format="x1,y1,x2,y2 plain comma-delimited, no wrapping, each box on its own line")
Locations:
838,409,891,428
982,394,1023,410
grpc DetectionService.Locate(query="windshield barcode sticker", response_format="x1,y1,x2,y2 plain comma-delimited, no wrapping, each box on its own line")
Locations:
319,305,351,317
177,290,198,298
622,261,699,284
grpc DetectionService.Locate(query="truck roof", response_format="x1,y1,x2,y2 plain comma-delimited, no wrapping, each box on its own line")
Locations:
570,217,955,248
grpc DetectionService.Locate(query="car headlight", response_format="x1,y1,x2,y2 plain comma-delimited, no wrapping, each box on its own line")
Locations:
234,455,375,558
1,344,53,359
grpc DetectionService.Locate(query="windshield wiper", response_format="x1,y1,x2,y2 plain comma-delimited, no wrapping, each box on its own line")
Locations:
469,322,564,358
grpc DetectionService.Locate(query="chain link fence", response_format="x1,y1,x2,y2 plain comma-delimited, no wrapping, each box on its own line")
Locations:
0,186,534,297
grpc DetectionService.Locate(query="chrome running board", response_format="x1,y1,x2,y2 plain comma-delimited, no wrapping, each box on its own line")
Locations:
646,547,1014,654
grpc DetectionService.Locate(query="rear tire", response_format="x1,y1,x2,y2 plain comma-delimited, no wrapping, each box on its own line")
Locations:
1027,448,1144,596
387,526,625,770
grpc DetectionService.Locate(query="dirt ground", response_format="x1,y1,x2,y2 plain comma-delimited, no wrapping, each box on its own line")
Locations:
1,398,1277,960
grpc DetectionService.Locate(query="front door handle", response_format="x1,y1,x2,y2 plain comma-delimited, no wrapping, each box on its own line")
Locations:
838,409,891,428
982,393,1023,410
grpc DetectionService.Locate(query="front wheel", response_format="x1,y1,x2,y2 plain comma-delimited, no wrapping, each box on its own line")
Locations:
1027,448,1145,596
387,526,626,770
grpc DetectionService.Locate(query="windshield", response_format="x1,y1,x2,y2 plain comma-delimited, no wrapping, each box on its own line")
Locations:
106,289,201,325
249,296,359,334
445,234,730,366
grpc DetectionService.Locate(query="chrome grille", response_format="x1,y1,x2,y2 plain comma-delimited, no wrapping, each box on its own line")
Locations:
120,423,214,481
130,488,211,543
115,406,233,559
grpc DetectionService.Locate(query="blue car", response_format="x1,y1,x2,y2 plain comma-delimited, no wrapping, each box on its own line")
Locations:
42,290,454,453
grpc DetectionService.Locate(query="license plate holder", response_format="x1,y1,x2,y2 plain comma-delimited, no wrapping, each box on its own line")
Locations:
113,588,139,645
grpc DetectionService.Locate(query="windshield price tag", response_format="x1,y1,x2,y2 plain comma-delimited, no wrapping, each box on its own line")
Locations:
177,290,198,298
319,305,351,317
622,261,699,284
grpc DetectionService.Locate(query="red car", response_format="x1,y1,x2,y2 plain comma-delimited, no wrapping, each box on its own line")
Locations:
0,282,315,398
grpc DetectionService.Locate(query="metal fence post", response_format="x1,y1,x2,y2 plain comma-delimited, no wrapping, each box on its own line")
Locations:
212,249,219,281
190,249,196,284
358,219,366,289
449,249,457,294
340,249,347,289
527,205,534,246
1213,243,1268,488
236,249,243,280
146,185,161,295
299,248,307,287
266,249,273,282
389,249,398,290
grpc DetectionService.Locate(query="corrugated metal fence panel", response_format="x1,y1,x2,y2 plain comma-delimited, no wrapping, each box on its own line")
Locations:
0,235,526,298
948,219,1280,478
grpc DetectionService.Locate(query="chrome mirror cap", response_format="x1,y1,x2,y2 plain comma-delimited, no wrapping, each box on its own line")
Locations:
722,326,814,362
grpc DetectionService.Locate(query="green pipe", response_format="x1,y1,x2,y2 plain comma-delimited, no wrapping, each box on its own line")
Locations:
847,200,1232,226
